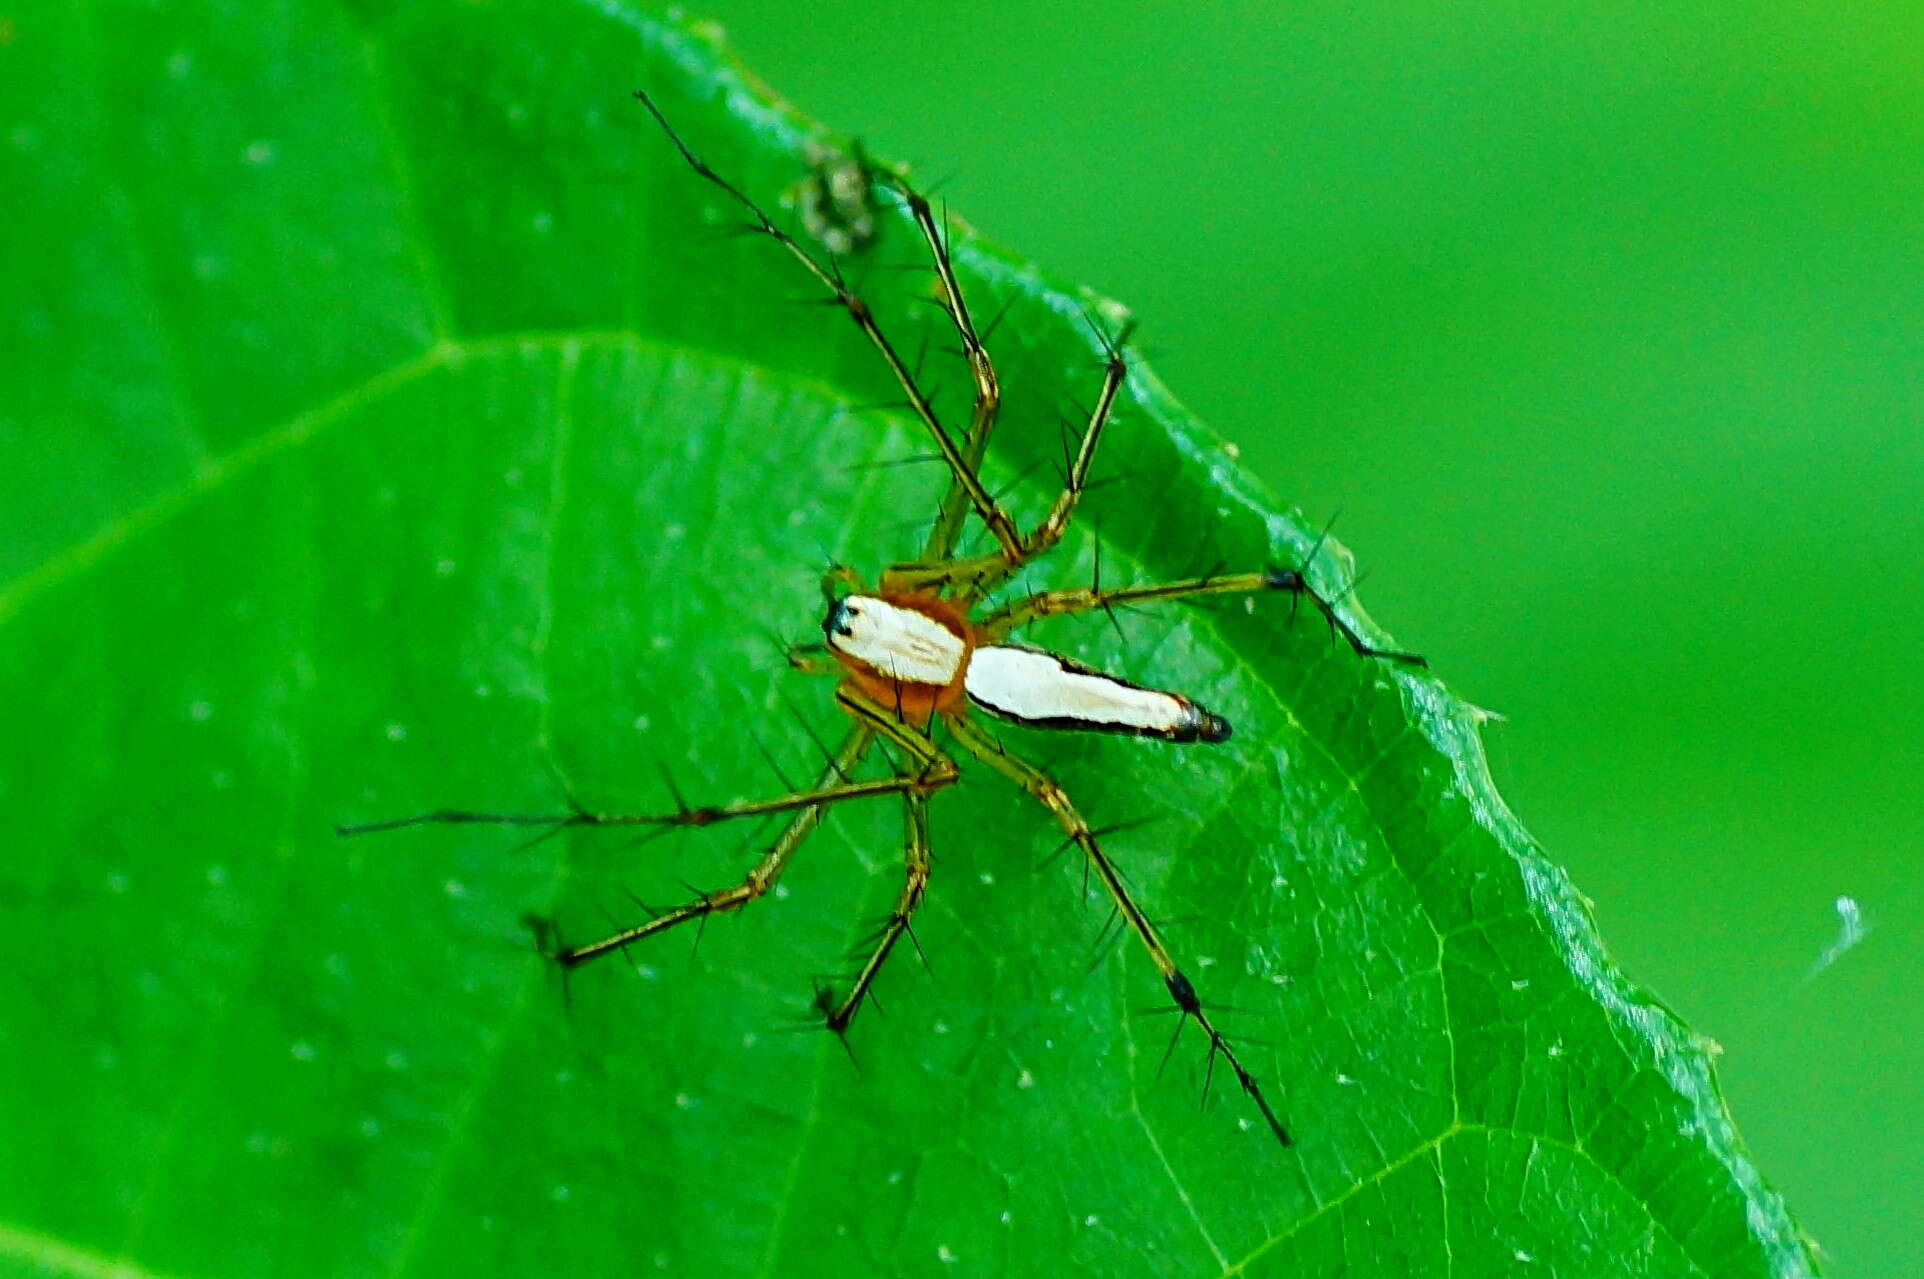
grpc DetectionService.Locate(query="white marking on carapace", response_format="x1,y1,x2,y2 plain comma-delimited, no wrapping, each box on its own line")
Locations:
827,595,966,685
964,645,1210,738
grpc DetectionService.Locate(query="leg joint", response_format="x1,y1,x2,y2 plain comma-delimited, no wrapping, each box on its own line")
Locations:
1165,969,1202,1015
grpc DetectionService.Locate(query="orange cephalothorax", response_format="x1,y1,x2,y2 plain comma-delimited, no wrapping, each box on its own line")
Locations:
823,591,977,721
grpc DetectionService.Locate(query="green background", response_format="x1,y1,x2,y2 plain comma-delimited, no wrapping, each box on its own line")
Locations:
693,0,1922,1272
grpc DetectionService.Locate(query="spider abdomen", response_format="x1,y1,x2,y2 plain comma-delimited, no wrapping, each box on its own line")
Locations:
962,644,1232,743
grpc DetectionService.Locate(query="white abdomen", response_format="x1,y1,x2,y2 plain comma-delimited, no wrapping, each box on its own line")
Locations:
963,645,1230,743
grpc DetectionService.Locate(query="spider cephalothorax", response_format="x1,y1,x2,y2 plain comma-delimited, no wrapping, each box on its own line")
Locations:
343,90,1425,1149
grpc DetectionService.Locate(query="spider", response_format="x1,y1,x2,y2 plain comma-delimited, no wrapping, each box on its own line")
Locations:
342,90,1426,1149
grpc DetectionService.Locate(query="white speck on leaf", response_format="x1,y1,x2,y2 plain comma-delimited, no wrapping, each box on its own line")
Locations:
106,872,129,893
443,879,465,898
435,557,456,577
384,1050,408,1070
290,1041,315,1062
937,1245,956,1264
359,1117,381,1139
1015,1068,1035,1089
551,1184,570,1202
206,864,227,886
243,139,275,166
1512,978,1531,990
979,872,994,885
189,700,213,722
166,50,193,78
674,1093,695,1110
385,722,407,742
531,211,553,233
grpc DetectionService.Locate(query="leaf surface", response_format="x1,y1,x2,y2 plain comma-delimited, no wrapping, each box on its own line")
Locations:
0,2,1815,1276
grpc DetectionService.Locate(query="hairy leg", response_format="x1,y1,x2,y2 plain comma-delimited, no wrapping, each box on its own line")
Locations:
551,688,953,967
819,790,933,1034
979,566,1426,666
634,90,1022,558
943,713,1293,1147
885,184,1003,565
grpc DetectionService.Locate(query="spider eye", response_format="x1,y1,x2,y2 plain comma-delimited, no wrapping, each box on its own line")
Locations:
837,625,855,638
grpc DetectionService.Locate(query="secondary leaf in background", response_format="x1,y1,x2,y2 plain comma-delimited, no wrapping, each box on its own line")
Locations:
0,1,1816,1275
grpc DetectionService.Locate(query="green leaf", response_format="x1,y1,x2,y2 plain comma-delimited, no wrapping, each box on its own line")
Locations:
0,1,1816,1275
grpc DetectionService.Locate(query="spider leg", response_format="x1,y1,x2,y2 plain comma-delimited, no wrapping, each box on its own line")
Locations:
1011,323,1130,574
881,181,1002,564
820,790,935,1035
941,713,1293,1148
336,753,925,838
555,688,957,969
785,643,841,677
879,329,1127,600
633,90,1022,559
977,563,1427,667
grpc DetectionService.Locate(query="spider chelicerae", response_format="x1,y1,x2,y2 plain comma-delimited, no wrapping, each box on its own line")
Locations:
343,90,1426,1148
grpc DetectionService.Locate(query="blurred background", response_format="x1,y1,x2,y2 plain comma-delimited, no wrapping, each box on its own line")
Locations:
697,1,1922,1272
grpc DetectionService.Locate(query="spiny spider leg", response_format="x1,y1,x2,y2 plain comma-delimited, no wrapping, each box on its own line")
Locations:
556,687,955,969
979,567,1428,666
941,713,1293,1147
785,642,841,677
881,328,1129,600
821,789,934,1034
882,182,1002,563
1013,319,1133,573
633,90,1022,559
335,751,930,838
